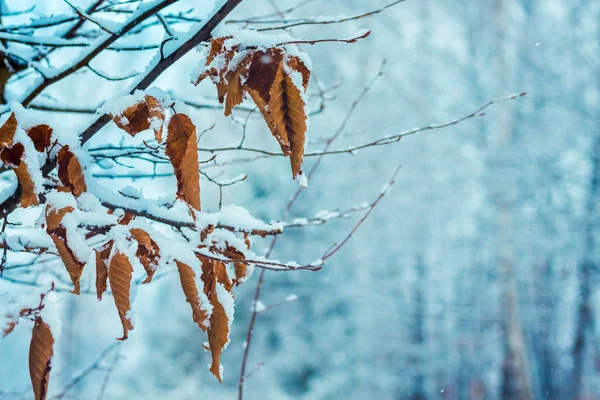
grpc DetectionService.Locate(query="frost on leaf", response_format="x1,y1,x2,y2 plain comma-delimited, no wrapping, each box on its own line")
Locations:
176,261,210,331
108,251,134,340
29,317,53,400
130,228,160,283
199,256,234,382
194,37,311,180
112,95,165,142
165,114,201,211
57,146,87,197
0,113,40,206
26,125,52,152
45,206,85,294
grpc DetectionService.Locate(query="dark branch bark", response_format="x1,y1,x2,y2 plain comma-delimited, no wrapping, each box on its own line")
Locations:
80,0,244,144
0,0,244,219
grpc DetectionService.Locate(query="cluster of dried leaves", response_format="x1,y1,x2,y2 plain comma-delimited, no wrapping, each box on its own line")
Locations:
1,36,312,398
195,36,310,182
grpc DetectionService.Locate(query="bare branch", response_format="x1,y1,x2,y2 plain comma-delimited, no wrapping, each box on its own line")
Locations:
62,0,116,35
52,342,121,399
255,0,406,31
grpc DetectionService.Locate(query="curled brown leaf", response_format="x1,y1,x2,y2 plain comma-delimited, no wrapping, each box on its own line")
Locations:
57,145,87,197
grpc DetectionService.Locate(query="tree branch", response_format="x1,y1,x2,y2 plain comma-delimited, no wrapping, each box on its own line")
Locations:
80,0,245,145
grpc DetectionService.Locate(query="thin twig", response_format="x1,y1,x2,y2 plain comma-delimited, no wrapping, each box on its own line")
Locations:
52,342,121,399
256,0,406,31
238,61,386,399
322,165,402,261
63,0,116,35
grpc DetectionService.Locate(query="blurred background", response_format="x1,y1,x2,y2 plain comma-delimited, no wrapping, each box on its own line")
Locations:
0,0,598,399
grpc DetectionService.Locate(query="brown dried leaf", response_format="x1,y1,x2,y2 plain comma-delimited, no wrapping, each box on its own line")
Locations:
268,64,307,178
26,125,52,152
130,228,160,284
108,251,134,340
0,113,17,146
113,95,164,142
200,256,233,381
0,143,39,207
95,241,113,301
145,95,165,142
245,49,284,103
176,261,210,331
29,317,53,400
46,206,85,294
57,145,87,197
15,160,39,207
165,114,201,211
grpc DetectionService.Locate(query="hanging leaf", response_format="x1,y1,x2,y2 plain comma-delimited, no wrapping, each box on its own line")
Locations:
46,206,85,294
108,251,134,340
199,256,234,382
268,64,307,179
130,228,160,283
57,146,87,197
29,317,53,400
176,261,210,331
165,114,201,211
26,125,53,152
95,241,113,301
112,95,165,142
224,57,251,116
195,39,311,180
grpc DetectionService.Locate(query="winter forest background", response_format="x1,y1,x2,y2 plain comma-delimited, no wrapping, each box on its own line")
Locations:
0,0,599,399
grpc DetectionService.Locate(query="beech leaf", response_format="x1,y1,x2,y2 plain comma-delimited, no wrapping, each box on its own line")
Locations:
108,251,134,340
46,206,85,294
29,317,53,400
130,228,160,283
176,261,210,331
57,145,87,197
165,114,201,211
112,95,164,142
200,256,233,382
26,125,53,152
